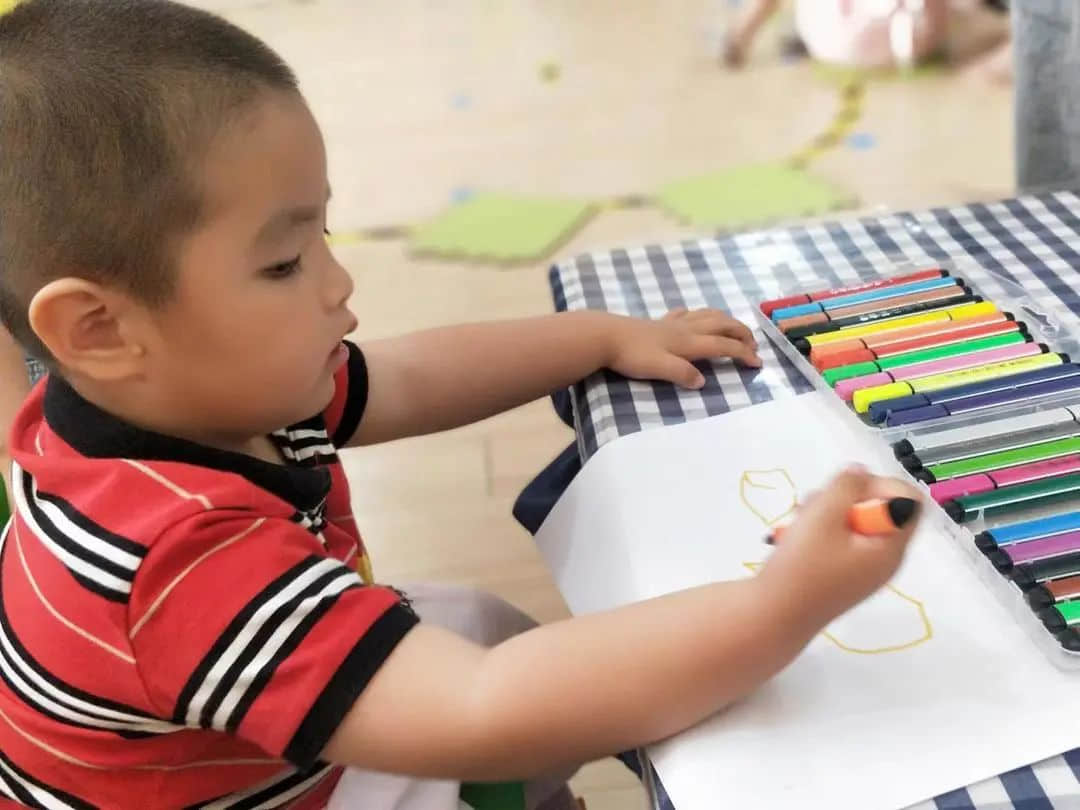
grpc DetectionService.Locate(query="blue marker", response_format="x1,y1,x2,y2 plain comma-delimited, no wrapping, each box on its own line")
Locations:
976,509,1080,548
868,363,1080,423
884,373,1080,427
770,277,962,322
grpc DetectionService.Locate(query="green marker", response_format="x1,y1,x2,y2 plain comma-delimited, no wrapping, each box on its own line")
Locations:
1054,600,1080,625
942,473,1080,522
918,436,1080,482
821,332,1027,386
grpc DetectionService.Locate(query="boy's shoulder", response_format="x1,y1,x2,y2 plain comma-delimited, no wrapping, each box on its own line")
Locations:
10,376,336,560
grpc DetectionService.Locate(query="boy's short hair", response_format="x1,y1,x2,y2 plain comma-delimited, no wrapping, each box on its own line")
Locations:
0,0,299,360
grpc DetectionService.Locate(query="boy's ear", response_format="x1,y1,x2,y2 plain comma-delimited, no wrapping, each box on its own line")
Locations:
28,278,150,381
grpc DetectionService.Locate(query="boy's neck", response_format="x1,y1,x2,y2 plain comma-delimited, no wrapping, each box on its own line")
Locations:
63,376,281,463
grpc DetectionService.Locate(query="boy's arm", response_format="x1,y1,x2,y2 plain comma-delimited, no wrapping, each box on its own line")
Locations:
348,310,760,446
323,578,817,779
325,469,921,778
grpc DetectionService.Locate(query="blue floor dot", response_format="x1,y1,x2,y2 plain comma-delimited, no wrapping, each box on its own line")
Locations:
847,132,877,150
450,186,474,203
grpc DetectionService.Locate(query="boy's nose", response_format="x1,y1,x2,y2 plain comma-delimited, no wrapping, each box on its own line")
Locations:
326,258,354,309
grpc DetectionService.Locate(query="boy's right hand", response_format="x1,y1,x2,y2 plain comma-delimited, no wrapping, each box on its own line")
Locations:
758,467,923,625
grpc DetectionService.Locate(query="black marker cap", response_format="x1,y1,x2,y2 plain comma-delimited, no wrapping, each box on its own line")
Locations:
986,549,1013,574
1039,605,1068,635
1011,567,1038,591
1003,311,1016,322
1060,629,1080,653
1026,585,1056,612
794,338,811,355
942,499,965,523
886,497,919,528
1016,320,1030,337
900,454,923,473
785,322,841,341
1063,353,1072,364
914,468,936,485
973,531,998,554
1038,343,1051,353
892,439,914,459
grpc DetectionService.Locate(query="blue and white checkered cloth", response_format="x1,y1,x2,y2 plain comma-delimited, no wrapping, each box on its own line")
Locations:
549,190,1080,809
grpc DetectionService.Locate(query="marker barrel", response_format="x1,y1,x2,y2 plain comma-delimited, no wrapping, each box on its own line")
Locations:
884,372,1080,427
982,509,1080,547
870,366,1080,424
943,472,1080,523
759,268,947,316
922,436,1080,482
896,419,1080,469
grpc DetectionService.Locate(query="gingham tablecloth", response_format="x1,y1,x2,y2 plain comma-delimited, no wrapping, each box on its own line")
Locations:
549,190,1080,810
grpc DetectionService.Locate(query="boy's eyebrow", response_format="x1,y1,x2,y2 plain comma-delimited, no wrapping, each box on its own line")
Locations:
254,187,332,245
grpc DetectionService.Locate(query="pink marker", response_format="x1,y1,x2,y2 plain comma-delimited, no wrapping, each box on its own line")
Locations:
999,530,1080,566
927,453,1080,503
834,342,1047,401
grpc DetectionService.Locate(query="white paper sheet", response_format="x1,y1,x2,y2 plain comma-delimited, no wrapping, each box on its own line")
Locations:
535,392,1080,810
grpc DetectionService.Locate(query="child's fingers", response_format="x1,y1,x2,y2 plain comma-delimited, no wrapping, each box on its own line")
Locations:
684,311,757,345
686,334,761,367
796,467,875,533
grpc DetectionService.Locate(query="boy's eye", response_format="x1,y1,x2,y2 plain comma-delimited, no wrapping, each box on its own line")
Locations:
262,255,301,279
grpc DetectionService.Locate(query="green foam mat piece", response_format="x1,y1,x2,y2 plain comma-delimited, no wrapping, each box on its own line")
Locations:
410,192,595,264
459,781,526,810
657,163,854,230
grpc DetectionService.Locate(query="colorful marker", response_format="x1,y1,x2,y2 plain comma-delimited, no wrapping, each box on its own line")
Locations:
882,373,1080,428
940,473,1080,523
974,509,1080,550
851,352,1066,414
914,436,1080,483
820,332,1029,386
777,286,974,333
765,497,919,544
1010,549,1080,591
782,294,982,340
834,343,1046,402
793,301,1000,353
1035,600,1080,651
869,366,1080,424
771,276,963,321
901,421,1080,473
982,530,1080,575
927,453,1080,503
812,320,1027,372
893,407,1080,461
1025,571,1080,610
808,311,1014,366
758,268,947,317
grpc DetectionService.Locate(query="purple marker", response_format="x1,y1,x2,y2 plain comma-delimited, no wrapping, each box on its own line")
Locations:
986,530,1080,574
885,373,1080,427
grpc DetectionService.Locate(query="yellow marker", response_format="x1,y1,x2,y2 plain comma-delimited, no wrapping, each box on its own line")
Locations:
804,301,998,348
852,352,1064,413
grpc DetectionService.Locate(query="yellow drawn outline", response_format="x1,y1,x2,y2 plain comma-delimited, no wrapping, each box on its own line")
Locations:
739,468,799,527
739,464,933,655
741,562,933,655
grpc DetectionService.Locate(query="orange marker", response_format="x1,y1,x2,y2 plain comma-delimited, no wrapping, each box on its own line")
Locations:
765,497,919,544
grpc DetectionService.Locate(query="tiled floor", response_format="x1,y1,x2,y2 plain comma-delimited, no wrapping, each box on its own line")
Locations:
190,2,1015,806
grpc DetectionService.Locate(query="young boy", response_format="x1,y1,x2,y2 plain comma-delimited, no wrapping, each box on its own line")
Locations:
0,2,922,808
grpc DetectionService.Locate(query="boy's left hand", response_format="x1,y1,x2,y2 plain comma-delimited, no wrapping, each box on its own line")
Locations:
604,309,762,390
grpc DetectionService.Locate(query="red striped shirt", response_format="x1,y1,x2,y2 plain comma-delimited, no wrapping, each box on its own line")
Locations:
0,341,417,808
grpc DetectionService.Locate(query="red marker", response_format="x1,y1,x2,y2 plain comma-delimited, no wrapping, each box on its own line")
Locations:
758,269,947,317
765,497,919,544
812,319,1027,372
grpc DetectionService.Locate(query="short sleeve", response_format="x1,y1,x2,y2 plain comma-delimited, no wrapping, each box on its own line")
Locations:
323,341,368,447
129,513,417,767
